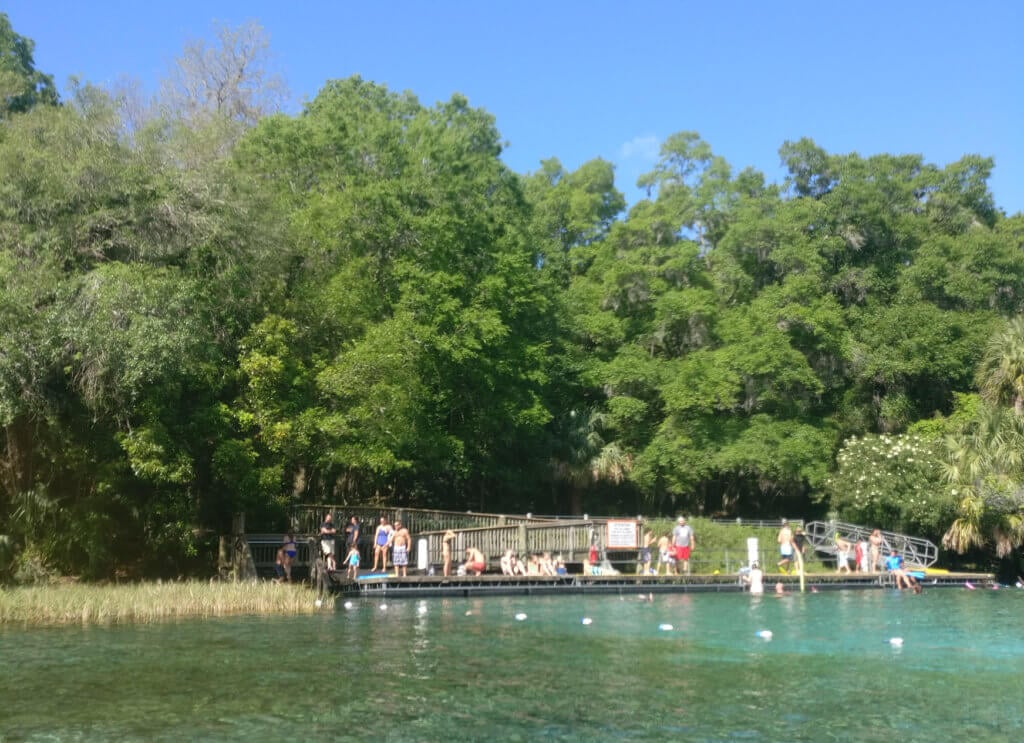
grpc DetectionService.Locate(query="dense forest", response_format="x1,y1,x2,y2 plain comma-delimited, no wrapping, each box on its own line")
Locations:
3,17,1024,580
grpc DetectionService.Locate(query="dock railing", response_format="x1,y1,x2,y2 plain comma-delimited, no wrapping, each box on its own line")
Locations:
803,520,938,568
288,505,644,565
290,504,549,545
245,534,315,579
419,519,604,569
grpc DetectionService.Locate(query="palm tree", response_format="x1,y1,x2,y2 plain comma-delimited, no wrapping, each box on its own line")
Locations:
943,320,1024,556
976,315,1024,415
551,408,632,515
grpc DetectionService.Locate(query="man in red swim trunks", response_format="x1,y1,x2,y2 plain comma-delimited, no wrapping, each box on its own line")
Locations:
464,546,486,576
672,516,695,575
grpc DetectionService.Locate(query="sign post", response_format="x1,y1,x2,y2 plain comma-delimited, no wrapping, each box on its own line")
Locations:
606,520,638,550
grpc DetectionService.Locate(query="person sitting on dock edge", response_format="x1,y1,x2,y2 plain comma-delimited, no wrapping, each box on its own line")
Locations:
885,548,921,593
500,549,525,576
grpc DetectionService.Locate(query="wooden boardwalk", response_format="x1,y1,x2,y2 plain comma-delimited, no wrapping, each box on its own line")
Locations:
319,569,993,599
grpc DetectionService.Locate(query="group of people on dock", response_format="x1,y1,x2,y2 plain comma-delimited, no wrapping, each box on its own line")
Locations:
498,550,568,577
832,527,921,590
316,514,414,578
777,521,922,592
279,513,924,593
832,527,886,574
636,516,696,576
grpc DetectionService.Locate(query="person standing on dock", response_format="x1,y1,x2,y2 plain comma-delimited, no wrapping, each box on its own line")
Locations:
835,534,852,574
392,520,411,577
657,534,674,575
281,533,297,582
856,537,869,572
777,519,794,574
320,513,338,556
345,516,361,558
672,517,695,575
442,530,456,576
371,517,393,572
345,544,360,580
869,529,883,573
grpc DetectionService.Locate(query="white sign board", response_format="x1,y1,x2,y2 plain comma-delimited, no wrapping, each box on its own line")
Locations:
606,520,638,549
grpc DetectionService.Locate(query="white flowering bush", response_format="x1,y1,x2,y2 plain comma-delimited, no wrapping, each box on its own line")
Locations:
822,433,956,539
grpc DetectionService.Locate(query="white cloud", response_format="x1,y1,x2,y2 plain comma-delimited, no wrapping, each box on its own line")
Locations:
619,135,660,162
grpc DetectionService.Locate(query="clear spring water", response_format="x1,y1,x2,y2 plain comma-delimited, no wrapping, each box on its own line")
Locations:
2,588,1023,741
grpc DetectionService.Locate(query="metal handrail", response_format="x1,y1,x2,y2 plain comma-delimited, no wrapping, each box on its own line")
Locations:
803,520,938,567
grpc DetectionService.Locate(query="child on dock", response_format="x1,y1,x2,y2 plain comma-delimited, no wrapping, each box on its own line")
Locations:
345,545,360,580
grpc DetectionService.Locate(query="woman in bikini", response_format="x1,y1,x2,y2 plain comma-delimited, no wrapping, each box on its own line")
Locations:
281,533,297,582
371,516,393,572
442,530,456,576
869,529,884,573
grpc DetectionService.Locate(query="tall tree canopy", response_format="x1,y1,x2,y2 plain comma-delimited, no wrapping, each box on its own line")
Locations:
0,12,58,116
2,15,1022,579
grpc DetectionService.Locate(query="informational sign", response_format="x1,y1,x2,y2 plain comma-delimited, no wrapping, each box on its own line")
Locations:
606,520,638,550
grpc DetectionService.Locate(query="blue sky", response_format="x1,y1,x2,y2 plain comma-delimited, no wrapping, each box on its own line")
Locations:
7,1,1023,214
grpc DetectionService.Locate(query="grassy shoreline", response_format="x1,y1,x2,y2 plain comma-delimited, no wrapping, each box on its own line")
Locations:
0,581,320,627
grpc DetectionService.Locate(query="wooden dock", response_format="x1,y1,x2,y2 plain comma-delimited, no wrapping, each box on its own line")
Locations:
320,570,993,599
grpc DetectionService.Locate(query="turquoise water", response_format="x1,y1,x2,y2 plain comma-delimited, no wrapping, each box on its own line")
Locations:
2,588,1023,741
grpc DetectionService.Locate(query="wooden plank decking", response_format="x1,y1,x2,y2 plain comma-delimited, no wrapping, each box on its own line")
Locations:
317,569,993,598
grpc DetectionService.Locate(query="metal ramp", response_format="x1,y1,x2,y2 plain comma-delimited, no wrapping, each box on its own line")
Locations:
803,520,938,568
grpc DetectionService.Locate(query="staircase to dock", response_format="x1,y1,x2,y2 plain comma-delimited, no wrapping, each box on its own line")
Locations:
802,520,938,568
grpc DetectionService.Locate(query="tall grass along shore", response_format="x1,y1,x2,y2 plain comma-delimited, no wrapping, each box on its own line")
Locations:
0,581,319,626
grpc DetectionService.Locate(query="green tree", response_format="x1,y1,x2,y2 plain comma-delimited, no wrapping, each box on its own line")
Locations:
232,77,557,511
944,317,1024,556
0,13,58,116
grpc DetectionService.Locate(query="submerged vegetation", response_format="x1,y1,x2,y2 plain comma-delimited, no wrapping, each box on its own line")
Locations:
2,14,1024,581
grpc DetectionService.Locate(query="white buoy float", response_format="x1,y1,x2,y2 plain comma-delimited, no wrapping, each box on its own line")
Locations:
889,637,904,647
581,617,593,625
756,630,773,640
343,600,353,610
515,612,528,621
658,623,674,631
315,598,323,608
379,603,388,611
